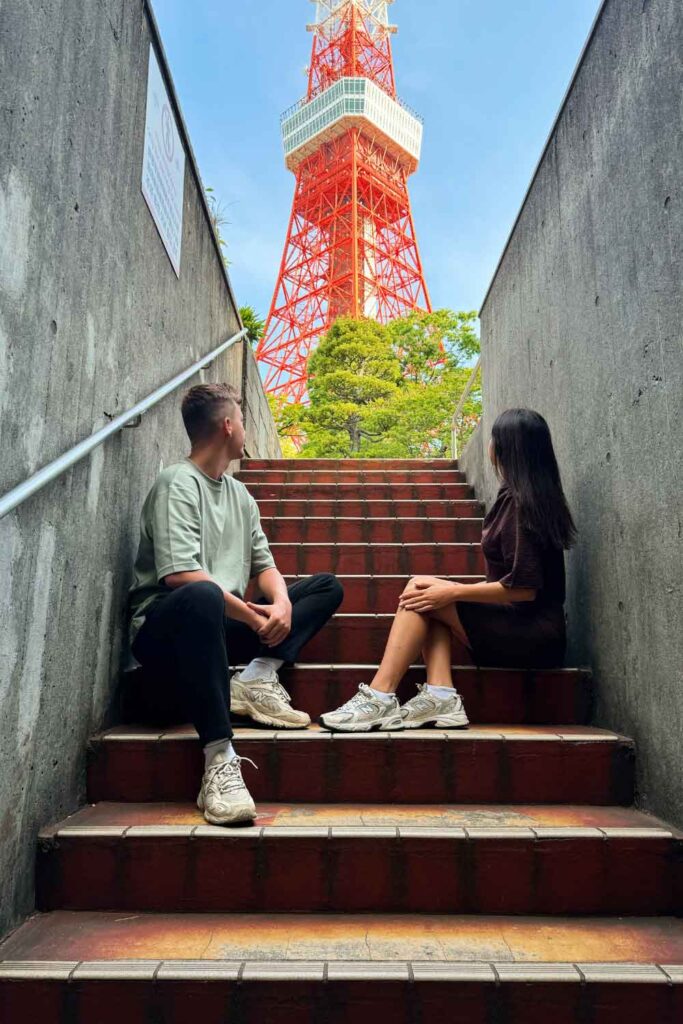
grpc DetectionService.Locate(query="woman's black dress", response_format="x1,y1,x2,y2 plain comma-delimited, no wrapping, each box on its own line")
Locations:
455,484,567,668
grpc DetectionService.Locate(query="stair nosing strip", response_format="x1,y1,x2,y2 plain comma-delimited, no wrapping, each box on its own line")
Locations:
0,960,680,982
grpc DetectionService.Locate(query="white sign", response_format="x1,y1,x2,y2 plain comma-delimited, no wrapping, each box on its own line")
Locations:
141,45,185,277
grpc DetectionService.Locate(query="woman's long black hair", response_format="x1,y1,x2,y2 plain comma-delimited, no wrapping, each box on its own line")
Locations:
491,409,577,550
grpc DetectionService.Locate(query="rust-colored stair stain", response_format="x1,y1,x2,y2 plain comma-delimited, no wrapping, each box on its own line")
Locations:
45,801,669,830
2,458,681,1022
4,912,683,964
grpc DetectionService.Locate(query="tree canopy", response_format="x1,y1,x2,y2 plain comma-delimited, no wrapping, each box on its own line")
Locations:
273,310,481,459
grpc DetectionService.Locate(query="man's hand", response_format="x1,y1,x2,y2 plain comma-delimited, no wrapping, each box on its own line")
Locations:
246,599,292,647
398,577,458,613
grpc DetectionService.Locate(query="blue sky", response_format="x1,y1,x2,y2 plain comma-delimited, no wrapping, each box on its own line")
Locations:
153,0,602,318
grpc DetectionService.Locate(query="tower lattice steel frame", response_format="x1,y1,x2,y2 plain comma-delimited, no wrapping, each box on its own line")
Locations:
256,0,431,402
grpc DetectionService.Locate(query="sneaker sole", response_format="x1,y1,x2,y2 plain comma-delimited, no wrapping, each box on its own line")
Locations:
203,805,257,827
402,713,470,730
319,716,403,733
231,698,311,730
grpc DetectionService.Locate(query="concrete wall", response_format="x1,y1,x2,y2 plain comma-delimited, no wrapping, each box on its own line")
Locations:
464,0,683,824
243,344,283,460
0,0,279,936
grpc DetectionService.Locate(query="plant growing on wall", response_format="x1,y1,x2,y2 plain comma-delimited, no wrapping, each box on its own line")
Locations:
240,306,266,349
205,186,230,264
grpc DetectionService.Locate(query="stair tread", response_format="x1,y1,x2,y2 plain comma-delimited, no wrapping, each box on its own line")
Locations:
46,801,671,832
239,660,585,672
97,723,631,742
262,516,484,522
3,911,683,965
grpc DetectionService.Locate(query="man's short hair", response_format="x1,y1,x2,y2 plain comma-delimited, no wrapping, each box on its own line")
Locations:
181,382,241,444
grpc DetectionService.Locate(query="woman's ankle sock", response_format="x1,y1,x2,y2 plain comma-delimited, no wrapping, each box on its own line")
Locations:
427,684,456,698
203,738,236,768
369,687,396,702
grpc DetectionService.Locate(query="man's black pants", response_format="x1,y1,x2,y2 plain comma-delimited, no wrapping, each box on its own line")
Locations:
131,573,343,744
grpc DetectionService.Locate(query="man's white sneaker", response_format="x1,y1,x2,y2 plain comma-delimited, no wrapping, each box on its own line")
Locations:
400,684,470,729
320,683,402,733
197,753,257,826
231,670,311,729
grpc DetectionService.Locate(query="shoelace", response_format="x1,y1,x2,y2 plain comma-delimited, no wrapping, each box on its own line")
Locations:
207,756,258,796
260,678,292,704
336,684,385,714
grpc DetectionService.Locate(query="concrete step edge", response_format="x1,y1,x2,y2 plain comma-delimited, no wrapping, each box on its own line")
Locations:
43,823,675,841
262,516,484,523
0,959,678,983
92,727,632,744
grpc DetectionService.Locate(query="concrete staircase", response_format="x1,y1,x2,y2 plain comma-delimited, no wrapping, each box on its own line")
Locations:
1,459,682,1022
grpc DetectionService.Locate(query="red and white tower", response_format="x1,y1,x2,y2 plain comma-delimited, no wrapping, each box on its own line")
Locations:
256,0,431,402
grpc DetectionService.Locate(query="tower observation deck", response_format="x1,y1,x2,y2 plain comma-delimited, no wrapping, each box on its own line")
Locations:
256,0,431,403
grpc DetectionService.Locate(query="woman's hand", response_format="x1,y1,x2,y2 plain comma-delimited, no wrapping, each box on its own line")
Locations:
398,577,459,613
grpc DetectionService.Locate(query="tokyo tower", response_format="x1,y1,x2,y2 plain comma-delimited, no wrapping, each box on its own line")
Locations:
256,0,431,403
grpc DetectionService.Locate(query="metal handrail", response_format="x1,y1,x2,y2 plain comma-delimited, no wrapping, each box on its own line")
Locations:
451,356,482,459
0,327,248,521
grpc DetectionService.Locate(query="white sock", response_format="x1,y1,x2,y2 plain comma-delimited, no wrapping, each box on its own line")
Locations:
427,684,457,699
204,737,236,768
369,686,396,702
239,657,284,682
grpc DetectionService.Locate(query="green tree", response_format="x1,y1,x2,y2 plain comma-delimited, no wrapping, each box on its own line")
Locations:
363,366,481,458
386,309,480,382
267,310,482,459
240,306,266,348
298,318,401,456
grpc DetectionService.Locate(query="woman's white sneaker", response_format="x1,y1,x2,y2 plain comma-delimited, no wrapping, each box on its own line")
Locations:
400,684,470,729
320,683,402,732
197,753,257,826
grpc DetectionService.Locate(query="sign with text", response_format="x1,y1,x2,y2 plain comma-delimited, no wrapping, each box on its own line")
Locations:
141,45,185,277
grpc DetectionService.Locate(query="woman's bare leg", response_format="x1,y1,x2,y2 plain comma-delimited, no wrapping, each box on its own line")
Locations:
369,608,430,693
422,620,455,688
427,603,470,645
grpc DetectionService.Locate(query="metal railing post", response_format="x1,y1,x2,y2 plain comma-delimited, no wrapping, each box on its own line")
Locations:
451,356,482,460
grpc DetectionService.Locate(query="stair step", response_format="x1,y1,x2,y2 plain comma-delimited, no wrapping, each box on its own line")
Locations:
87,726,635,805
262,517,483,543
300,613,491,662
236,663,592,724
2,913,683,1024
238,469,467,485
269,543,485,575
246,482,474,500
256,499,484,518
244,458,459,470
37,804,680,915
280,574,487,612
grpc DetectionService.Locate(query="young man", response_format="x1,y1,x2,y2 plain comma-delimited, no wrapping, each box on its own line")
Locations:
128,382,343,826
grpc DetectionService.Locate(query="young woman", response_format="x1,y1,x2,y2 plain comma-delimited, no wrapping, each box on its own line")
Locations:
320,408,577,732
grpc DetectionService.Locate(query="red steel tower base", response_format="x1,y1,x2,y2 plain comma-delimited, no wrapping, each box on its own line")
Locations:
256,0,431,403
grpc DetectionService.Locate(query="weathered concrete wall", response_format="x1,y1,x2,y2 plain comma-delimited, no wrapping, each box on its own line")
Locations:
0,0,278,936
242,344,282,460
466,0,683,824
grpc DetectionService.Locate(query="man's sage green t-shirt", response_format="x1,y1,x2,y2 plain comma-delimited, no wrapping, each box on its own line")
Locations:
128,459,276,643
